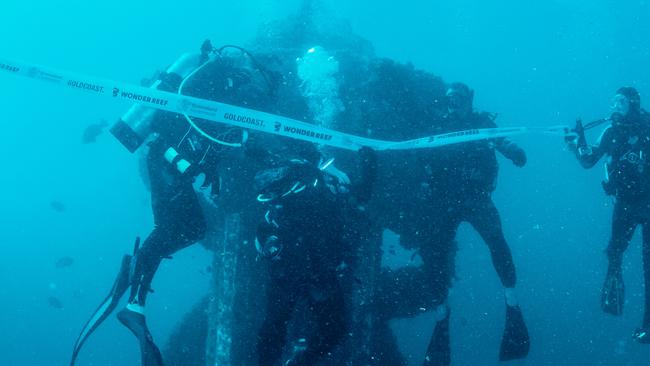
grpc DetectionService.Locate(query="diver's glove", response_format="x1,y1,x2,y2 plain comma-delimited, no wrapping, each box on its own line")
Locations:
509,147,527,167
199,167,220,199
498,140,527,167
565,119,582,145
567,119,593,157
188,152,220,199
322,162,351,185
177,162,220,200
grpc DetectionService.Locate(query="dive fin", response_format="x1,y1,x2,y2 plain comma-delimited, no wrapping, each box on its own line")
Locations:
70,254,132,365
423,308,450,366
499,305,530,361
117,309,164,366
601,269,624,316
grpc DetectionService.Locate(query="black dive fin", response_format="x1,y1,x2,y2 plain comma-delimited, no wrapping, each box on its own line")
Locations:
499,305,530,361
601,270,624,316
70,254,132,366
117,309,164,366
423,309,451,366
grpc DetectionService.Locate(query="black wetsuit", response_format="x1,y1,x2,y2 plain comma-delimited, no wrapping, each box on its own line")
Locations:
255,162,351,366
577,110,650,327
129,59,273,306
128,123,210,305
419,112,525,299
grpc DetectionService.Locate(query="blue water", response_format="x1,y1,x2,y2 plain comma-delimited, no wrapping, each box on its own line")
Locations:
1,1,649,365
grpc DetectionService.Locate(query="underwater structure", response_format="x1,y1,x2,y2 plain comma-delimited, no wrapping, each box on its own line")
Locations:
161,1,450,365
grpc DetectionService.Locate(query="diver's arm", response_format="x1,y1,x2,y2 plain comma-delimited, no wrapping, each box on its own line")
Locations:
495,139,527,167
575,145,604,169
574,126,612,169
479,112,527,167
323,164,351,185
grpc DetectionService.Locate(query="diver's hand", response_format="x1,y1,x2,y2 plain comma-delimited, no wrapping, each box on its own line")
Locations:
324,164,351,185
199,168,220,199
510,148,527,167
564,134,577,146
564,134,578,145
565,130,578,153
564,119,583,147
568,118,595,157
567,119,583,141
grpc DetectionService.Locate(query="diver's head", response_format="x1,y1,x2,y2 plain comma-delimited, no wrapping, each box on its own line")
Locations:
446,82,474,118
611,86,641,124
210,46,279,107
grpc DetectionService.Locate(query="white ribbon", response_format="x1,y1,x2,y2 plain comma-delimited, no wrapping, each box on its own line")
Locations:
0,58,572,151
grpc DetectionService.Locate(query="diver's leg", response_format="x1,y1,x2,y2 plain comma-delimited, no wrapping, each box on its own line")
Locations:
117,185,205,366
466,197,529,361
607,201,636,270
71,145,183,366
257,280,298,366
603,200,637,316
117,143,206,366
466,197,516,289
127,143,207,309
126,201,206,309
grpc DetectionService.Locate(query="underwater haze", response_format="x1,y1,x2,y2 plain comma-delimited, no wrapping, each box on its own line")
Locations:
1,0,649,365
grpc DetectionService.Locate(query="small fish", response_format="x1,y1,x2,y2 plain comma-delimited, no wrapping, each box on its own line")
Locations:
55,256,74,268
82,119,109,144
48,296,64,309
50,201,66,213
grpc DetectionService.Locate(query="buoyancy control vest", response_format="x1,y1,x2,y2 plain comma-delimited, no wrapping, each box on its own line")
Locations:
602,111,650,200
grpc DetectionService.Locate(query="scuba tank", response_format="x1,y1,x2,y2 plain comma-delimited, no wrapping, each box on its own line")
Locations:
110,41,275,154
109,52,204,153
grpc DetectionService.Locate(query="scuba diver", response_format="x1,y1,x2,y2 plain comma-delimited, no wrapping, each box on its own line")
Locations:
567,86,650,343
418,82,530,365
70,41,277,366
254,148,376,366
